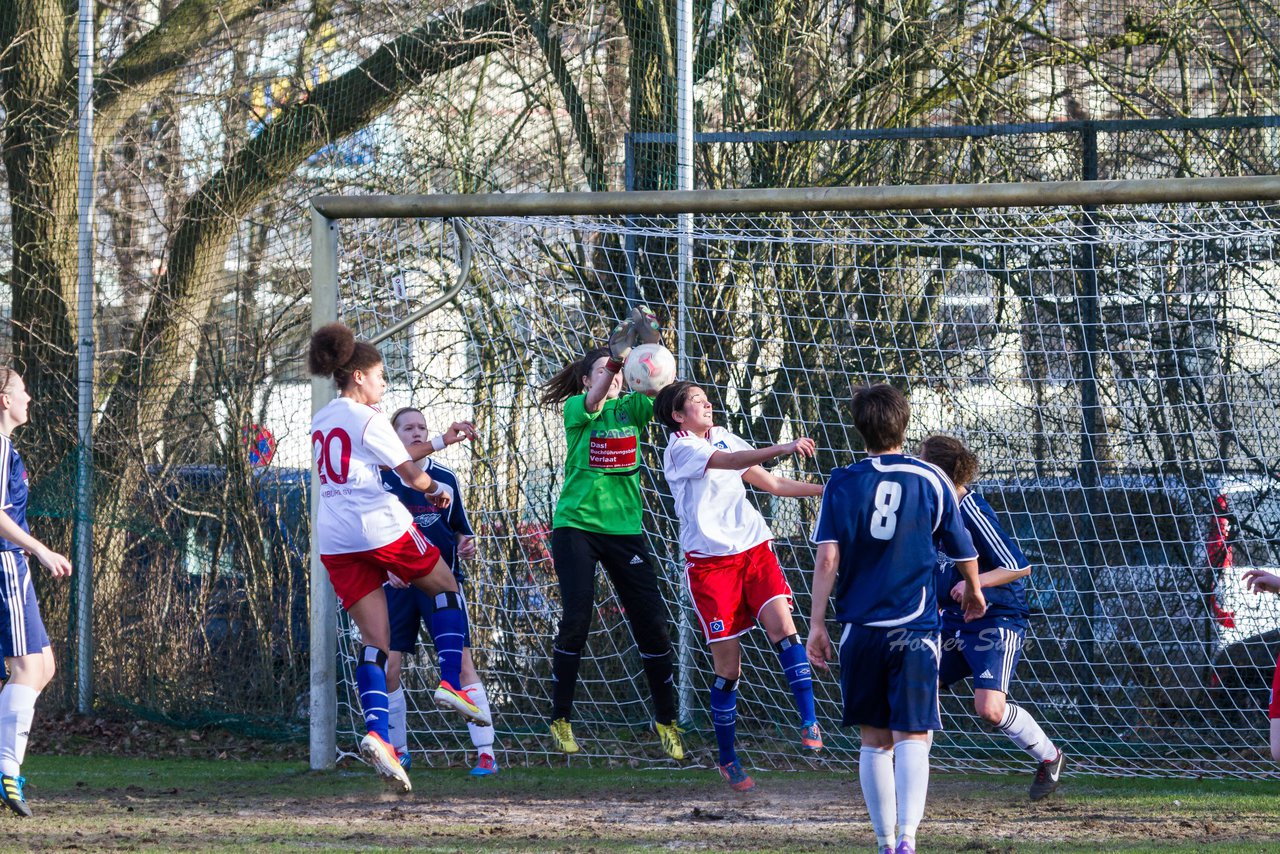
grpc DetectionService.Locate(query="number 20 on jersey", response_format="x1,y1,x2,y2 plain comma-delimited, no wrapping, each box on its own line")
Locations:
313,428,352,484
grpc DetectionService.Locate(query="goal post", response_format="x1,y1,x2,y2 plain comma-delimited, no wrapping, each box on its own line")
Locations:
310,176,1280,777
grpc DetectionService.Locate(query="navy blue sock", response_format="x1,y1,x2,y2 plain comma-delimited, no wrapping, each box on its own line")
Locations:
710,675,738,767
776,635,816,726
430,592,467,686
356,646,390,740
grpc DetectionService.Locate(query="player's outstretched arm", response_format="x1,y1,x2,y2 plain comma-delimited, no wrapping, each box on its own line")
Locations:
806,541,840,671
1245,568,1280,595
406,421,479,461
742,466,823,498
948,565,1031,603
392,460,453,509
707,437,816,472
0,512,71,578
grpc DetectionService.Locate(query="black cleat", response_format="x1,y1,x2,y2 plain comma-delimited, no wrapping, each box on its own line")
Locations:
0,775,31,817
1030,750,1065,801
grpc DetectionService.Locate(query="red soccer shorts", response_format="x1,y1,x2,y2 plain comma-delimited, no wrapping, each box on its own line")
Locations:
684,540,793,643
322,527,442,610
1270,654,1280,719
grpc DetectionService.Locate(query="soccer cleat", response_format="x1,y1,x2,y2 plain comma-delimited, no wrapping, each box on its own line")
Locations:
434,680,491,726
0,775,30,817
550,718,580,754
718,759,755,791
656,721,685,761
878,847,893,854
894,840,916,854
1030,749,1065,801
470,752,499,777
397,749,411,771
800,721,823,752
361,732,412,792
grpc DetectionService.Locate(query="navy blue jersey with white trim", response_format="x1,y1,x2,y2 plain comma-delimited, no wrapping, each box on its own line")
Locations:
0,436,30,552
380,459,474,570
937,491,1030,628
812,453,976,631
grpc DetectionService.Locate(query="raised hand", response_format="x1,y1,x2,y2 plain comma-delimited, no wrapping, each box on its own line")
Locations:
607,318,637,364
631,304,661,345
1244,568,1280,595
445,421,479,444
788,437,817,458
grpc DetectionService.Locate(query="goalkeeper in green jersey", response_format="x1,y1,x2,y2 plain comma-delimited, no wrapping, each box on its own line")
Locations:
538,306,683,761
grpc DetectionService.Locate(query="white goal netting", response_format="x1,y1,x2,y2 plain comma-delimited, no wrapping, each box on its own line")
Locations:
328,201,1280,778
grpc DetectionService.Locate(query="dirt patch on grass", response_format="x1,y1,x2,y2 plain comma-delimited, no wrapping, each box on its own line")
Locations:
9,768,1280,852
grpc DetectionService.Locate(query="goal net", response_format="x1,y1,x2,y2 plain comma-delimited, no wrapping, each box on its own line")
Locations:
317,187,1280,778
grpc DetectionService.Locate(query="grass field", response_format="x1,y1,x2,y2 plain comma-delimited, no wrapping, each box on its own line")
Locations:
4,754,1280,852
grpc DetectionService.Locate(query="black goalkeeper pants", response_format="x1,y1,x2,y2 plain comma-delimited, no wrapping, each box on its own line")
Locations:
549,526,677,724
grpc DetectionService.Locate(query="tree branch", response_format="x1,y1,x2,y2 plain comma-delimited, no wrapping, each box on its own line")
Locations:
96,0,514,462
95,0,281,146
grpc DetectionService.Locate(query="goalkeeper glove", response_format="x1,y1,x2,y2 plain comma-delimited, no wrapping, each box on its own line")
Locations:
606,304,662,371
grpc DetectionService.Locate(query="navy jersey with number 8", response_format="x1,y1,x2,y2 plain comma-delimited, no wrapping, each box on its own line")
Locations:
811,453,977,631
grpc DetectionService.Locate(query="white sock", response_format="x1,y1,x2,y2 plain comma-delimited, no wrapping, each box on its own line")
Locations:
893,739,930,846
387,687,408,754
859,746,896,848
465,682,495,756
998,703,1057,763
0,684,38,777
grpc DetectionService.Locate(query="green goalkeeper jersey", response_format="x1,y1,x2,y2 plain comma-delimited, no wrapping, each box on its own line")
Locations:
553,391,654,535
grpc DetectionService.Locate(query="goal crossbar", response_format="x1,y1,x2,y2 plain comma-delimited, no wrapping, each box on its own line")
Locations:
311,175,1280,219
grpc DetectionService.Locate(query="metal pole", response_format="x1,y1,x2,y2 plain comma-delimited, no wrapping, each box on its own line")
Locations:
623,133,638,304
674,0,696,726
73,0,97,715
309,209,340,770
1075,124,1104,712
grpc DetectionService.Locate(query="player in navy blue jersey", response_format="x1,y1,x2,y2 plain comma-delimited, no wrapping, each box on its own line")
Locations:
380,407,500,776
918,435,1064,801
806,384,984,854
0,369,73,817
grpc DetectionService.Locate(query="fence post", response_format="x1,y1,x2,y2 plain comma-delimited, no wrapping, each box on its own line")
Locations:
73,0,97,714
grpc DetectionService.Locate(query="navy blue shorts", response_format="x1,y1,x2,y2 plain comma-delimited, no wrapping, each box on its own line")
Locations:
386,578,470,654
838,623,941,732
938,620,1025,694
0,551,49,660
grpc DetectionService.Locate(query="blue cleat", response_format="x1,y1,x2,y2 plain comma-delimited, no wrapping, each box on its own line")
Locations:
0,775,30,817
397,750,411,772
470,753,499,777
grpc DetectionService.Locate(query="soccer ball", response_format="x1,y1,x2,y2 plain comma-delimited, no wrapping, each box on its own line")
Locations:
623,343,677,393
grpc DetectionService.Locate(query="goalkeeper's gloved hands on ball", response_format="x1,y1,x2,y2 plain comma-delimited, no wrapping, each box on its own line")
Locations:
607,304,662,370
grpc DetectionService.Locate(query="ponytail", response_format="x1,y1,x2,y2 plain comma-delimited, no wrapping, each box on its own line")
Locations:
540,346,611,408
308,323,383,391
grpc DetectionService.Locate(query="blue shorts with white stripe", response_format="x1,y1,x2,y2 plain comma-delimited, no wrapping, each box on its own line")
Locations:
938,619,1025,695
0,550,49,660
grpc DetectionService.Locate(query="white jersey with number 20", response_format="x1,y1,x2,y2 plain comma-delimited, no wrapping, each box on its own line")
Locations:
311,397,413,555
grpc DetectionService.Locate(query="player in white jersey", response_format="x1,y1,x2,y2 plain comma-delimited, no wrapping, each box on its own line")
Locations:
309,323,488,792
654,381,824,792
